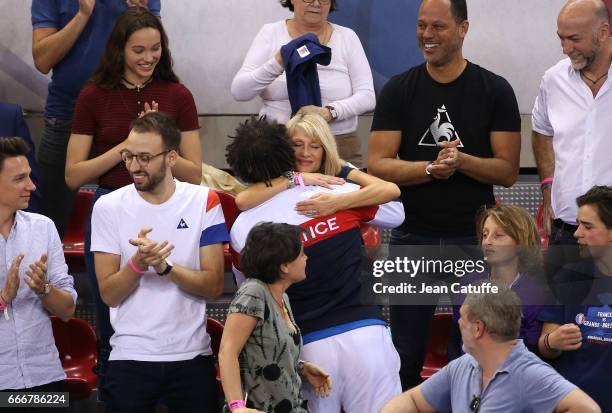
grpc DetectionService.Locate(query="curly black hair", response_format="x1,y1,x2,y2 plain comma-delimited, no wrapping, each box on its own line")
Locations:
226,117,295,185
279,0,337,13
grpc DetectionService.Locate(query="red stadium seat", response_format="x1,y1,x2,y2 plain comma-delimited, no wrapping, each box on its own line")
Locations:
360,224,382,260
421,312,452,379
214,191,240,272
51,316,98,400
62,189,94,273
207,317,225,396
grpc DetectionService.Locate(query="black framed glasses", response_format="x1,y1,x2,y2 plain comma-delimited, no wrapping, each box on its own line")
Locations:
120,149,169,166
302,0,331,4
470,395,481,412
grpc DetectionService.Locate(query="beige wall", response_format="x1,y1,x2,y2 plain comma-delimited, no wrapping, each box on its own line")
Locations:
24,113,536,170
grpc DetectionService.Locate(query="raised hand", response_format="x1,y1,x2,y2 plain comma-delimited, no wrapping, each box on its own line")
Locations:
78,0,96,17
138,100,158,118
2,254,24,302
24,254,50,295
129,227,174,273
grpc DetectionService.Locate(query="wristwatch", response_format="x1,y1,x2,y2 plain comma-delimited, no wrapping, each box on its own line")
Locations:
157,259,173,276
37,282,52,297
325,105,338,121
425,162,434,178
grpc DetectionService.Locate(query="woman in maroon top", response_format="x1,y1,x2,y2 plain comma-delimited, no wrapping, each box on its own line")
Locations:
63,7,201,403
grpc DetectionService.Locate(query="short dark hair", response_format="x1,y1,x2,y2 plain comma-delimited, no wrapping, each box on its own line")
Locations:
130,112,181,151
577,186,612,229
240,222,306,283
226,117,295,185
90,7,179,89
280,0,337,13
449,0,468,23
0,137,29,173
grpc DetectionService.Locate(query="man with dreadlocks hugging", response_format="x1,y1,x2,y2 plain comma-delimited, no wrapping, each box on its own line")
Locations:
225,116,404,413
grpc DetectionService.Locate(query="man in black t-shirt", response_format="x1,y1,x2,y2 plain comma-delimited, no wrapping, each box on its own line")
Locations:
368,0,521,390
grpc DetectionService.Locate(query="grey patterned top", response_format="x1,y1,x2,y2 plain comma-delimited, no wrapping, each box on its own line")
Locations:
229,278,306,413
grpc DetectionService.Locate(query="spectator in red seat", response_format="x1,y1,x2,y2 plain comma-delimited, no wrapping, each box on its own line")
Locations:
219,222,331,413
381,287,600,413
538,185,612,410
235,113,399,217
63,6,201,403
448,204,546,360
0,137,77,395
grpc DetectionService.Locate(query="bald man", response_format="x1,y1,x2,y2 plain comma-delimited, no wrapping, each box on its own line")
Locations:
532,0,612,247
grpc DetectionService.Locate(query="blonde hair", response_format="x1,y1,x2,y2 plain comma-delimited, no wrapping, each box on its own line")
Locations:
286,113,344,176
476,204,542,274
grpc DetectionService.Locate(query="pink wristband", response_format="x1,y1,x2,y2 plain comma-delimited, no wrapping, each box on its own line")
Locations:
540,177,553,187
294,173,305,187
0,302,6,311
128,257,145,275
228,400,246,410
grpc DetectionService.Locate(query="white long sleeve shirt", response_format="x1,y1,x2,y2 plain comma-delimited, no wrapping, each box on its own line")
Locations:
231,20,375,135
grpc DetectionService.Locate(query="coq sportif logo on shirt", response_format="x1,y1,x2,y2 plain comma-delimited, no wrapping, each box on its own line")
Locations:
177,218,189,229
419,105,464,147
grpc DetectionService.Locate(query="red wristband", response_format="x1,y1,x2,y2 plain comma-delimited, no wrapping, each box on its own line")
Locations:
128,257,145,275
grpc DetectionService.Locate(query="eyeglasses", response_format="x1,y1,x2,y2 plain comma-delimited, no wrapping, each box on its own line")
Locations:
120,149,169,166
470,395,481,412
302,0,331,5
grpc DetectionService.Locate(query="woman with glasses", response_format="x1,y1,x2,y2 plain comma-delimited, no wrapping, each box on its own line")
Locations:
63,7,201,402
231,0,374,167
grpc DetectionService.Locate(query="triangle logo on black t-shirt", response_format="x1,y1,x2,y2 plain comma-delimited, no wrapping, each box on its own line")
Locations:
418,105,464,147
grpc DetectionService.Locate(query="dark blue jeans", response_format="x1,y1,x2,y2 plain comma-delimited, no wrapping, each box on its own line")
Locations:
85,186,115,402
389,229,478,391
38,117,76,239
105,355,218,413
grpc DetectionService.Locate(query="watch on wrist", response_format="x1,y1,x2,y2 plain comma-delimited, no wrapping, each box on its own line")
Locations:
325,105,338,121
157,259,173,276
37,282,52,298
425,162,434,178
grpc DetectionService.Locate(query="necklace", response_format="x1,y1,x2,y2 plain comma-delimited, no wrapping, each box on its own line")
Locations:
120,76,153,116
580,70,608,84
121,76,153,90
268,286,288,316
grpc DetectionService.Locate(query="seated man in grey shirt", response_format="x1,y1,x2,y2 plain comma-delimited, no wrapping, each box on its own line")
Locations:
380,285,600,413
0,137,77,392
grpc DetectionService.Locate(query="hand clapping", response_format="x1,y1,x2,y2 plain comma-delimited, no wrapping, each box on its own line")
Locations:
129,227,174,274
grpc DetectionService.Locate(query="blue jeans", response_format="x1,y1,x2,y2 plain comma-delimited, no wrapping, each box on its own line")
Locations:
85,186,115,402
389,229,478,391
38,117,76,239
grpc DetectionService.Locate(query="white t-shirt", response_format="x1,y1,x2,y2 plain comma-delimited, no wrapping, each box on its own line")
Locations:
231,20,375,135
91,181,230,362
532,58,612,224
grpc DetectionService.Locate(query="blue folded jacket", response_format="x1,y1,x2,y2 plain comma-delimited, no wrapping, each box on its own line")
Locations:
280,33,332,116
